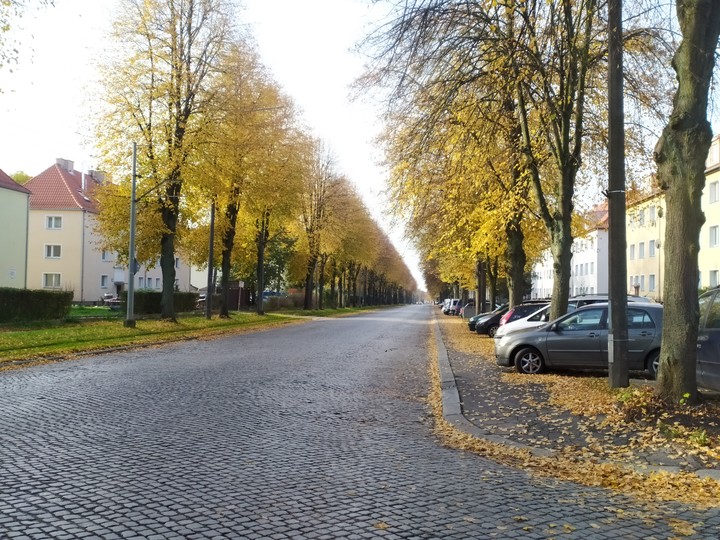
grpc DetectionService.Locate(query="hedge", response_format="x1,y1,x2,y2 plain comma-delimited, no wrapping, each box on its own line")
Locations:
120,291,199,314
0,288,73,322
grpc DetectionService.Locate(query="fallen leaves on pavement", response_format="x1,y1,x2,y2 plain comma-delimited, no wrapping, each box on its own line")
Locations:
430,315,720,507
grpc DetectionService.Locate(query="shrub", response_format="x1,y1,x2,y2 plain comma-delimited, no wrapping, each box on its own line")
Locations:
120,291,200,314
0,288,73,322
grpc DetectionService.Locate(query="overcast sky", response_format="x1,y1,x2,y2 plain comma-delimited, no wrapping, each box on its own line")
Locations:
0,0,426,290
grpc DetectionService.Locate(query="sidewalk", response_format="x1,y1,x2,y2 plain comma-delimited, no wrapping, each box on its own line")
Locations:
433,315,720,480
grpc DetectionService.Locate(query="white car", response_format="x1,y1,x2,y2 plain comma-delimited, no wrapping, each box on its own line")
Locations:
494,304,551,339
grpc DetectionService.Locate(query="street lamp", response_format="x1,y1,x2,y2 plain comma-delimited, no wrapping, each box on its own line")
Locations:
607,0,629,388
124,142,138,328
205,199,215,319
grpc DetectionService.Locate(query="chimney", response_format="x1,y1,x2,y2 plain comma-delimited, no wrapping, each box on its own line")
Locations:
55,158,74,172
87,170,105,183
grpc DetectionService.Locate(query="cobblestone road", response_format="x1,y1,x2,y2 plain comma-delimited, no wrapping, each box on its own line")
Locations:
1,306,720,539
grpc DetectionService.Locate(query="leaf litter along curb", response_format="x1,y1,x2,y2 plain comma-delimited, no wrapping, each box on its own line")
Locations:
428,316,720,509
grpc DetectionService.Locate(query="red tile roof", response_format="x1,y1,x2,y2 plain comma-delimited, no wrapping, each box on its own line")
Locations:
25,160,101,213
0,168,31,195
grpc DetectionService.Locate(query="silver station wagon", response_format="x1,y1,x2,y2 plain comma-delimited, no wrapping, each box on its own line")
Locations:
495,303,663,376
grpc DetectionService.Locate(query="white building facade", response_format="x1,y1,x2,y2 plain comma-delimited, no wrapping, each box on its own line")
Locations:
531,134,720,302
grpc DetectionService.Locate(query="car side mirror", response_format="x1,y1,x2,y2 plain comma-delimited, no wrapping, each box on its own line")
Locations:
549,323,558,332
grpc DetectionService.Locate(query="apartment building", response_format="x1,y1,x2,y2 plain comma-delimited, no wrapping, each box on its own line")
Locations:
0,169,30,288
626,191,665,301
531,205,609,298
25,158,191,303
699,136,720,289
532,135,720,301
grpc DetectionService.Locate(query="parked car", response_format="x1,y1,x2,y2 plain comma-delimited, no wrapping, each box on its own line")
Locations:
468,306,496,331
443,298,462,315
494,304,551,339
495,303,663,376
473,304,510,337
567,293,655,310
494,295,657,340
696,288,720,391
459,300,475,318
497,301,550,331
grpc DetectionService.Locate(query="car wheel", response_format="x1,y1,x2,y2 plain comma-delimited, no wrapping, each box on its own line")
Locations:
515,347,545,374
647,350,660,379
487,324,499,338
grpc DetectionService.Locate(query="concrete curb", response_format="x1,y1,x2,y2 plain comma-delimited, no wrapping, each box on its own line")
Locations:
432,315,720,477
432,317,555,458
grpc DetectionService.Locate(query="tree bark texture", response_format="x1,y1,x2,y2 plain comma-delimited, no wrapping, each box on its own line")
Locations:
654,0,720,404
505,218,526,307
219,183,242,318
159,174,181,321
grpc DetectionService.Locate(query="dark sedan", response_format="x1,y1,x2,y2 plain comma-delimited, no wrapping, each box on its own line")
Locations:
469,305,509,336
495,303,663,376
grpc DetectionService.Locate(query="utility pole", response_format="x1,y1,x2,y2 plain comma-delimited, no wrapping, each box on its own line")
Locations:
205,200,215,319
124,143,138,328
607,0,629,387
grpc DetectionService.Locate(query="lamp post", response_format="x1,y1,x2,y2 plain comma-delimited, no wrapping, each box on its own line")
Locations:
205,199,215,319
607,0,629,388
124,142,138,328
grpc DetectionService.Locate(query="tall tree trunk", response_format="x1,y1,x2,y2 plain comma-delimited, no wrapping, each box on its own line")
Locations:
329,258,337,308
505,217,526,307
255,208,270,316
219,182,242,318
338,267,344,308
549,219,573,317
159,172,181,321
486,255,499,307
475,256,485,314
304,254,317,309
654,0,720,404
318,253,327,310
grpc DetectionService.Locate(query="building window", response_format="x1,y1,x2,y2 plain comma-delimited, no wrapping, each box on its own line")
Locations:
640,275,645,291
46,216,62,229
638,209,645,227
711,225,719,248
590,262,594,275
44,244,61,258
649,274,656,292
711,181,719,203
649,205,656,222
43,273,61,288
101,250,110,261
649,240,656,257
138,277,144,289
711,270,719,288
155,278,161,289
175,257,180,268
101,275,109,288
629,244,635,260
639,242,645,259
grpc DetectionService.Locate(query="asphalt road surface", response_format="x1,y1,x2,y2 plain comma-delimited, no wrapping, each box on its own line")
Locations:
1,305,719,539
